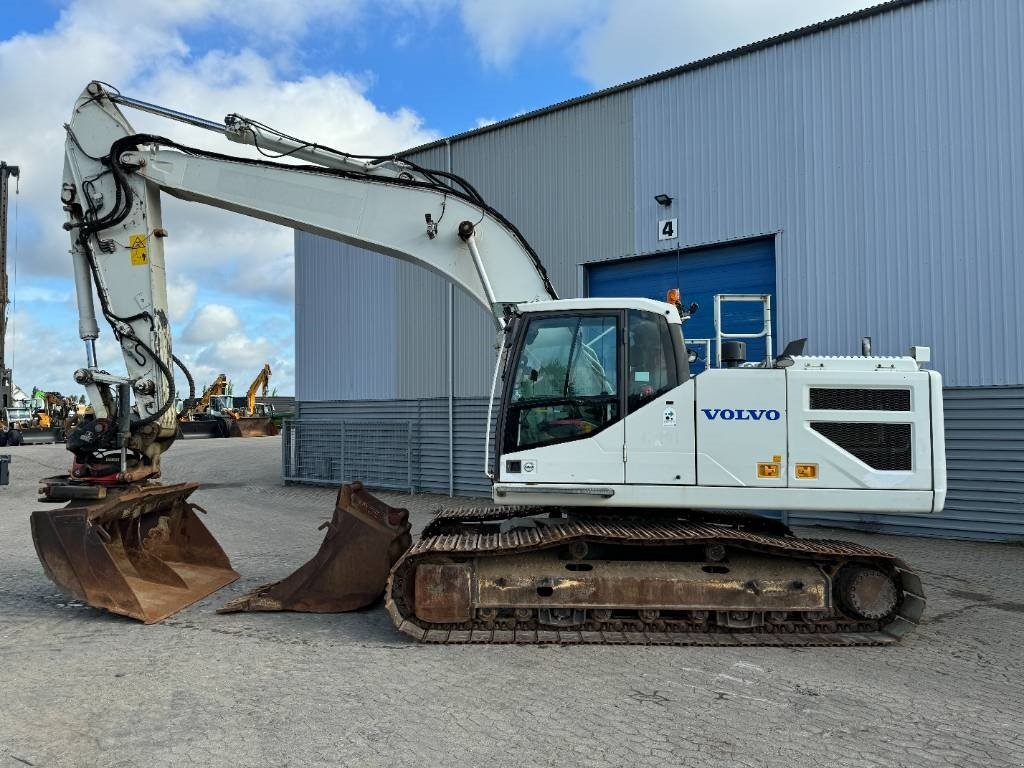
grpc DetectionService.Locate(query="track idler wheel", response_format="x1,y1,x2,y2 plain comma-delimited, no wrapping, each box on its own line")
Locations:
836,565,899,621
218,482,412,614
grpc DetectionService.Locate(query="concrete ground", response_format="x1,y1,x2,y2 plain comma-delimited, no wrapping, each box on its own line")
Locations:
0,438,1022,768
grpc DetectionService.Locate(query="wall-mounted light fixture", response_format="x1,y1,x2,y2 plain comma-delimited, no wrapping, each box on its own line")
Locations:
654,193,673,206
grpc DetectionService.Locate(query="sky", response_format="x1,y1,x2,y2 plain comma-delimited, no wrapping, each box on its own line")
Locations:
0,0,877,397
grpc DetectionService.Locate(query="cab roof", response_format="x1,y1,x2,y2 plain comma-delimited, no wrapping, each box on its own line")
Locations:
517,297,682,324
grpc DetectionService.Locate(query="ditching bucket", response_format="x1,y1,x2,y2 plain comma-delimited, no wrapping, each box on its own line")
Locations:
227,417,278,438
31,481,239,623
218,482,411,614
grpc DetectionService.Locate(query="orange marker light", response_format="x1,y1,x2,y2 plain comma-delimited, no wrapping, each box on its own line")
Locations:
757,463,780,479
795,463,818,480
666,288,680,305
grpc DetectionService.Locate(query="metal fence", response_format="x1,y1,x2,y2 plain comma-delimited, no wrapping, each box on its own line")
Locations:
281,419,416,493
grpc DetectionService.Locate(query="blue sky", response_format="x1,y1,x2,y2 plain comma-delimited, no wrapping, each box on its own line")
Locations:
0,0,873,396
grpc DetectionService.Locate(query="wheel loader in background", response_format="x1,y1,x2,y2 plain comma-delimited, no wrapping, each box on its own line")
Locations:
32,82,940,643
2,392,72,445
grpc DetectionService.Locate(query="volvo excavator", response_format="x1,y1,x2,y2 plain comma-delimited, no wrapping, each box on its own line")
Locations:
32,82,942,644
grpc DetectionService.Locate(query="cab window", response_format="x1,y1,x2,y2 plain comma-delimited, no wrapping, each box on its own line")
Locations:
627,309,679,411
504,314,619,452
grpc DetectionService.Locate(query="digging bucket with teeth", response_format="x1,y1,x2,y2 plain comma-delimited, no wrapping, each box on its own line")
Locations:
218,481,411,614
32,480,239,623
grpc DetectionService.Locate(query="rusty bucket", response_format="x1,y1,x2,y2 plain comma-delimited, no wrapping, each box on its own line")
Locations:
227,416,278,438
31,482,239,623
218,482,411,614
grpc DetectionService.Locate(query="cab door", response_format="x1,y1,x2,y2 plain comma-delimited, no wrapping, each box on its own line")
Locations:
623,310,696,485
499,311,626,484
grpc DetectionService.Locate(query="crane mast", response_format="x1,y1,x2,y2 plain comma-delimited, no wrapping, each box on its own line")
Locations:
0,161,18,411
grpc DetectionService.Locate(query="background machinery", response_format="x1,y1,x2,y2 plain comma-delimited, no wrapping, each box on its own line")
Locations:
178,373,229,438
1,391,72,446
33,83,942,642
222,363,278,437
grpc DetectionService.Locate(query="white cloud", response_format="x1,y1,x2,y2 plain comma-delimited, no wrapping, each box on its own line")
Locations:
458,0,603,68
475,117,498,128
182,304,243,343
167,274,198,323
456,0,879,86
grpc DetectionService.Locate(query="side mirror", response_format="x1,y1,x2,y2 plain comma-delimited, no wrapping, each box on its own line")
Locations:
687,348,699,364
688,302,699,316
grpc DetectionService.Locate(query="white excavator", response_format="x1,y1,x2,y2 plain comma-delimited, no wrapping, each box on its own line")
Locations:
33,82,943,645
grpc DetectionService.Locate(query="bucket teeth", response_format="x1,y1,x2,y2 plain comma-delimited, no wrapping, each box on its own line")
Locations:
31,481,239,624
218,482,412,614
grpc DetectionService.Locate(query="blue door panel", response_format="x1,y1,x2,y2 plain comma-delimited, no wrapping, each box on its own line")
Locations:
587,239,777,373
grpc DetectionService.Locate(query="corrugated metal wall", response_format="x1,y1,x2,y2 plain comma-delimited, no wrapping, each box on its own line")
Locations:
293,0,1024,534
631,0,1024,386
296,398,492,497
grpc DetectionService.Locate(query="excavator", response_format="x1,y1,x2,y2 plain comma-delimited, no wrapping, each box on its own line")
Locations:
221,363,278,437
32,82,942,644
177,373,229,438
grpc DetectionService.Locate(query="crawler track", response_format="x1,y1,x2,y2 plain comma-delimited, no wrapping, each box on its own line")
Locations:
386,507,925,646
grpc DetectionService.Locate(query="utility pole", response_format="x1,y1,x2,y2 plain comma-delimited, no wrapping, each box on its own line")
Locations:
0,161,19,410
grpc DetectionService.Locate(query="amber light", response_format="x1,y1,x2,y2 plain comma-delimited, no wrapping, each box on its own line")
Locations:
795,463,819,479
757,463,780,478
666,288,680,305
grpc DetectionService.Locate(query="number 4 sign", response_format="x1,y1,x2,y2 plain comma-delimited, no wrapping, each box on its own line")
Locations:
658,218,678,241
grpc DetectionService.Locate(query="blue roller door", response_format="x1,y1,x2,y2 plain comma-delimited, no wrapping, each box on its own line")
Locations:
587,238,777,372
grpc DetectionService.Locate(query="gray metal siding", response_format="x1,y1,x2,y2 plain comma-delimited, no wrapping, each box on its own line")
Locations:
631,0,1024,387
296,397,492,497
295,231,397,401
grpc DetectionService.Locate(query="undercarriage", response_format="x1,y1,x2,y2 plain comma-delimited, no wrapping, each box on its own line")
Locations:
384,502,925,646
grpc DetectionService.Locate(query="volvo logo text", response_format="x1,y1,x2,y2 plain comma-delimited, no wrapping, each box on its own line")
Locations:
702,408,781,422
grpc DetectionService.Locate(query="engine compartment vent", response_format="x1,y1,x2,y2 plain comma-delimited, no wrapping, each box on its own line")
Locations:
809,388,911,411
810,422,912,471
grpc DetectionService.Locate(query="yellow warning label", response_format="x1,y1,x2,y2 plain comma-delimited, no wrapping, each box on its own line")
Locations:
129,234,148,266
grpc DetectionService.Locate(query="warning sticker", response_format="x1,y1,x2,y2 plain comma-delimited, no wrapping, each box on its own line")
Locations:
663,407,677,428
129,234,148,266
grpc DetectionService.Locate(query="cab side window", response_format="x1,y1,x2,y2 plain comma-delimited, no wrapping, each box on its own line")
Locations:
627,309,678,412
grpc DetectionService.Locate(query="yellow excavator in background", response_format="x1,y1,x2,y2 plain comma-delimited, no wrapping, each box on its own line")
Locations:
177,373,230,438
221,364,278,438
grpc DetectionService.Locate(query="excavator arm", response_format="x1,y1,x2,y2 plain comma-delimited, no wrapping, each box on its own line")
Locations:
245,364,271,416
34,81,556,622
191,373,227,416
59,81,555,483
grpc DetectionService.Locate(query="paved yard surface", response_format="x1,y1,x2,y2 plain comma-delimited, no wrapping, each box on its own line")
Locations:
1,439,1022,768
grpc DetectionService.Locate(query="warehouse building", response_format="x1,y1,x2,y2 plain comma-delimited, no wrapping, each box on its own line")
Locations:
291,0,1024,540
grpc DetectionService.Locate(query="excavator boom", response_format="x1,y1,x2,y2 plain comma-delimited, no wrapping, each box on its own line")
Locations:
37,81,554,622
